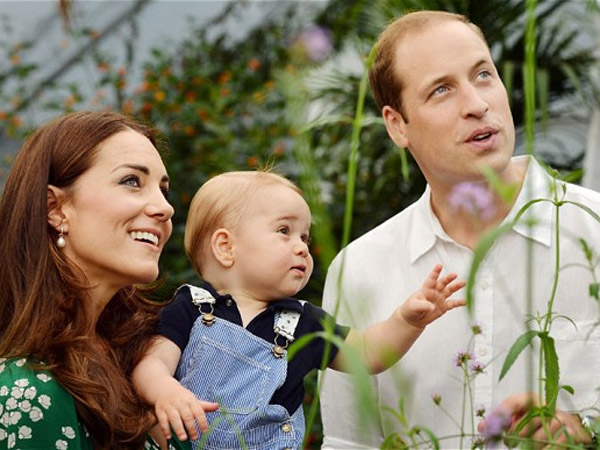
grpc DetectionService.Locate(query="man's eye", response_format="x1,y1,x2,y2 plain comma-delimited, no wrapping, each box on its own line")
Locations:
433,85,448,96
120,175,140,187
478,70,492,80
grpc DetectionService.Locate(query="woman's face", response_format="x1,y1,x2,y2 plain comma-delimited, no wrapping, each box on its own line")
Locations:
59,129,174,296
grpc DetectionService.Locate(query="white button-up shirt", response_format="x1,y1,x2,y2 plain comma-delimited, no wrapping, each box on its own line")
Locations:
320,156,600,449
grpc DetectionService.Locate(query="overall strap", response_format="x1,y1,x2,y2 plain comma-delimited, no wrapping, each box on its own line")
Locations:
178,284,217,326
272,300,306,358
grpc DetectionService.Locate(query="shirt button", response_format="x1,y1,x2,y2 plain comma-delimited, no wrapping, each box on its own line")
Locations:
281,423,292,433
478,346,488,356
225,299,233,307
283,448,292,450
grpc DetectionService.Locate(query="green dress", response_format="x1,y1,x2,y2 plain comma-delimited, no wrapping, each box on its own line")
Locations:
0,357,189,450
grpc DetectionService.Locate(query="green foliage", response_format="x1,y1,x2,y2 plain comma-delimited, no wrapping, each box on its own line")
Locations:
499,329,538,381
2,1,600,448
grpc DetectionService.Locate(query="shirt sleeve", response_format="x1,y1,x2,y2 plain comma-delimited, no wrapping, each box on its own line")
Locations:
301,302,350,370
157,287,200,352
0,358,93,450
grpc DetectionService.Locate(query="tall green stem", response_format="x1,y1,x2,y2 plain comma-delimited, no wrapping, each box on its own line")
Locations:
524,0,537,406
306,44,378,447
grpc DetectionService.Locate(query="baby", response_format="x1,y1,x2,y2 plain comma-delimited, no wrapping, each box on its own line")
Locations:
132,171,465,449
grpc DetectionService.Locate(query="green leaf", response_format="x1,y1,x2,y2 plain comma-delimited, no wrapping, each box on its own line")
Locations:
499,330,539,381
480,165,519,204
413,426,440,450
466,222,514,313
287,332,321,361
467,197,553,313
298,331,378,424
580,238,594,263
381,432,407,449
590,283,600,301
512,406,546,436
560,384,575,395
562,200,600,224
540,332,560,412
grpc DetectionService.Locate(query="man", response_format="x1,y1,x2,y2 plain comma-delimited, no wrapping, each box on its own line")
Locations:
320,10,600,449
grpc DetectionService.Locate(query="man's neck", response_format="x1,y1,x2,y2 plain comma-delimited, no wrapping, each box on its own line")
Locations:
429,159,529,250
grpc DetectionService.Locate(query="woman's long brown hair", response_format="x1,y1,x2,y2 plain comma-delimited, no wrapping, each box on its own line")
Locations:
0,111,167,449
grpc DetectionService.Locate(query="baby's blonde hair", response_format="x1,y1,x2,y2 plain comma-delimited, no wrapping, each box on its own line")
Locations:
185,171,302,277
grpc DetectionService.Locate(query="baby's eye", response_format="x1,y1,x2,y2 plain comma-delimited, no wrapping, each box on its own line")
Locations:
120,175,140,188
301,234,311,245
161,185,171,201
277,226,290,235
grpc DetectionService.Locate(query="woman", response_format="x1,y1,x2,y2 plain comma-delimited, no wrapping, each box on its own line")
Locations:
0,111,181,449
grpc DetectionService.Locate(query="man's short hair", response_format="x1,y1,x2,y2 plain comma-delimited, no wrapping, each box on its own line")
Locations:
369,10,488,118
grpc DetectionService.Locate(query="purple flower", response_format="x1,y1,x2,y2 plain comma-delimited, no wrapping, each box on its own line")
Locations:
470,360,486,375
453,350,473,367
291,26,333,63
449,182,496,221
480,407,512,443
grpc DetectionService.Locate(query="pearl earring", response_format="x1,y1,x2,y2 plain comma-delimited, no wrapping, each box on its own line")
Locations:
57,225,66,248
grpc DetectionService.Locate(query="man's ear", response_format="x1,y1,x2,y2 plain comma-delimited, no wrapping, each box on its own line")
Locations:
47,185,67,230
382,105,410,149
210,228,234,268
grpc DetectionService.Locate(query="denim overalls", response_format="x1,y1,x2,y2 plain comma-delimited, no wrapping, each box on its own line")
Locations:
175,285,305,450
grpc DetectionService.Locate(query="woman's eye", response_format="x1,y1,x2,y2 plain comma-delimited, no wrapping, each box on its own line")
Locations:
120,175,140,188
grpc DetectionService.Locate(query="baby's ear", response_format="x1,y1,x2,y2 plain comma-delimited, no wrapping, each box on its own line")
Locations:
210,228,234,268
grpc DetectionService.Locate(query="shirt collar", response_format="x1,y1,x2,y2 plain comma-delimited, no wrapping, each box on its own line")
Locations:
409,155,553,264
502,155,553,247
200,280,304,313
409,186,440,264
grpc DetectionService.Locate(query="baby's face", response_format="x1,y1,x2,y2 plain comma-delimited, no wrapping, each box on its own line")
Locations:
231,184,313,301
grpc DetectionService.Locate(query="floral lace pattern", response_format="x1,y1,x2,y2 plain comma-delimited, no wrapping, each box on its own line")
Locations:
0,357,92,450
0,357,184,450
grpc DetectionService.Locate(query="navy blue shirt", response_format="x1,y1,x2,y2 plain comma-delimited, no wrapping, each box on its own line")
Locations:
158,283,350,415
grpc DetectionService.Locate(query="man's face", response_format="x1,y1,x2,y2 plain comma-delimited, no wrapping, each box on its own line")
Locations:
383,21,516,188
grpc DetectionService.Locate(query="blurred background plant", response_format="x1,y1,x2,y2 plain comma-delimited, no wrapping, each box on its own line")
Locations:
1,0,599,447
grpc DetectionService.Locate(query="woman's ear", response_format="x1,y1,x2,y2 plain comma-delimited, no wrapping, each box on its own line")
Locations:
210,228,234,268
47,185,67,230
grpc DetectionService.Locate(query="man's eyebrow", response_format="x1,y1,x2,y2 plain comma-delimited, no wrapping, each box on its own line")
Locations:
472,58,492,70
421,75,450,95
420,58,493,96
